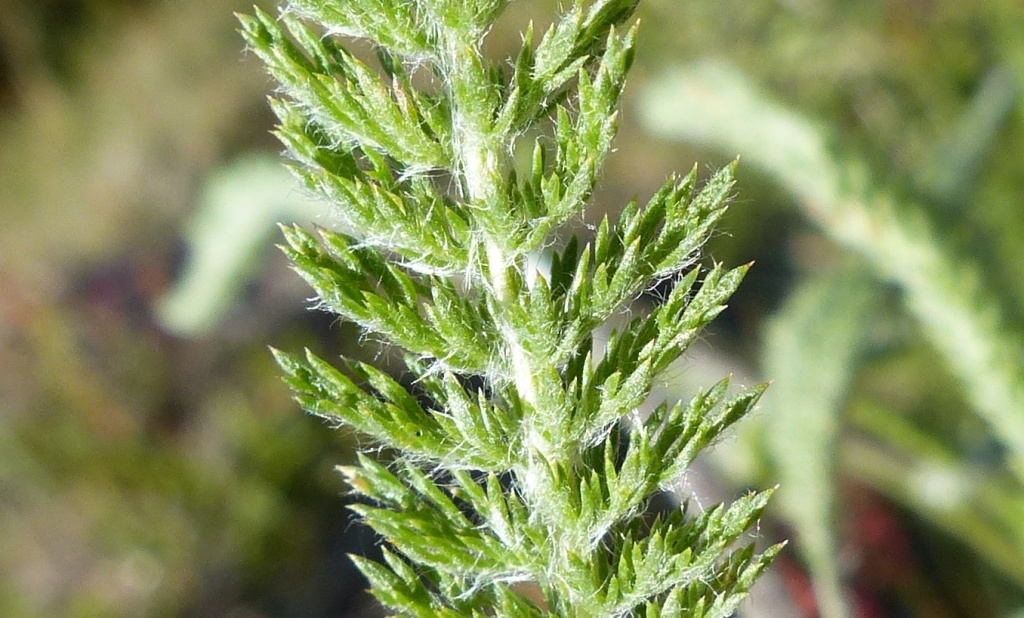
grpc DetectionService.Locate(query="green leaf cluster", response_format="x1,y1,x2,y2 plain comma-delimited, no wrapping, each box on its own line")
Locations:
241,1,779,615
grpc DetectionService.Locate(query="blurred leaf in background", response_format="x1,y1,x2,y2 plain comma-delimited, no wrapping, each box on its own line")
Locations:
0,0,376,615
636,0,1024,615
156,154,324,337
760,266,878,618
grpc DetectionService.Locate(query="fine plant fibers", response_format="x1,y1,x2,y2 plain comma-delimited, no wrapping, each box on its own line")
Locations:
240,1,781,615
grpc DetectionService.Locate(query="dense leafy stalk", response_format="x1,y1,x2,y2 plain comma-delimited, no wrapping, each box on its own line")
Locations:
241,1,779,615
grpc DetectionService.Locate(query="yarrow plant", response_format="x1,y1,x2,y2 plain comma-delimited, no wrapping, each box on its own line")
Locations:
240,1,781,615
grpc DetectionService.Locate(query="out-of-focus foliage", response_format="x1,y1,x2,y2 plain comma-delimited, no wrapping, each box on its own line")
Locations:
759,268,877,618
156,155,324,336
636,1,1024,616
0,1,373,615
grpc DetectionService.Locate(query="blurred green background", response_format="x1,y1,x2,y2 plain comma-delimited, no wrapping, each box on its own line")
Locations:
2,1,1023,616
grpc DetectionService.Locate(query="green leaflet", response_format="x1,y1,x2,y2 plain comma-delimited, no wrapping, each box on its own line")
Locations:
760,268,877,618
